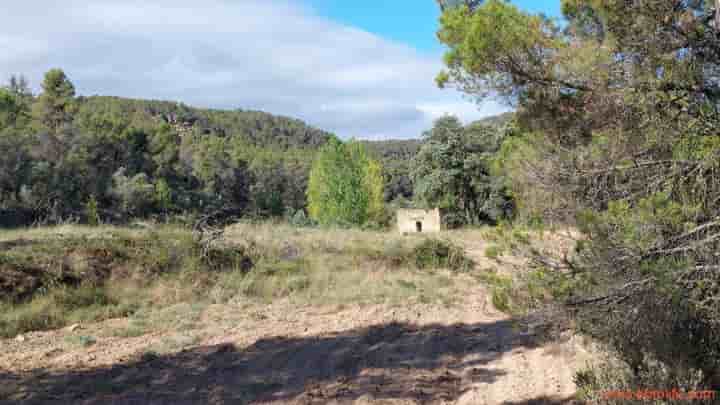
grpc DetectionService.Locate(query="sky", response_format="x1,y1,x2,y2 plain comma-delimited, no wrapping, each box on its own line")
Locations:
0,0,561,140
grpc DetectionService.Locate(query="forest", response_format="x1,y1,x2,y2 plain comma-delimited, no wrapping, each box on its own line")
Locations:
0,69,514,229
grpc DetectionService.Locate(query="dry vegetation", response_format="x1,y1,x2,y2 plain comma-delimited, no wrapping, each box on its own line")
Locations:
0,223,477,340
0,222,596,404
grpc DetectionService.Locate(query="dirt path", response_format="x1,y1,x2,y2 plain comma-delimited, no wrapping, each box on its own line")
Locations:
0,275,589,405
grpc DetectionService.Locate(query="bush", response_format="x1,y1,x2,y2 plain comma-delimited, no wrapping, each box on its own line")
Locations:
0,227,260,337
475,269,514,312
575,353,714,404
413,238,473,272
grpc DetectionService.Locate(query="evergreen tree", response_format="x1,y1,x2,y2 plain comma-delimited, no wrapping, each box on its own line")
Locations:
412,116,513,226
32,69,76,136
435,0,720,388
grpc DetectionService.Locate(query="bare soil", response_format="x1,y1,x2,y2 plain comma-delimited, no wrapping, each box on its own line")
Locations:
0,228,591,405
0,286,590,404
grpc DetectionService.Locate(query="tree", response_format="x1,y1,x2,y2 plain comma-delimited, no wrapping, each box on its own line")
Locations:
190,136,252,213
307,138,384,226
0,131,32,207
412,116,513,227
436,0,720,389
111,168,156,217
32,69,77,136
7,75,32,126
363,158,385,223
0,80,31,130
0,89,21,130
437,0,482,12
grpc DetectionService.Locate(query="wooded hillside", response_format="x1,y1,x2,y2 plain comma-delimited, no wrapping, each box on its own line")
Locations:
1,70,510,227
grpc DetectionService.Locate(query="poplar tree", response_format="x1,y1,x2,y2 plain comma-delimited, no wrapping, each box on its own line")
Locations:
307,138,384,226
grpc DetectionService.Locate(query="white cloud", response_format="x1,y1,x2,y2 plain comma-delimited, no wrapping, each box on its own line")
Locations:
0,0,509,139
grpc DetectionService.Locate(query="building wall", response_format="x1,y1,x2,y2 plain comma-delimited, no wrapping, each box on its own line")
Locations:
397,208,441,234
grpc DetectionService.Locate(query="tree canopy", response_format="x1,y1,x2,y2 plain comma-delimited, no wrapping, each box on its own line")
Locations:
436,0,720,389
412,115,513,227
307,138,385,226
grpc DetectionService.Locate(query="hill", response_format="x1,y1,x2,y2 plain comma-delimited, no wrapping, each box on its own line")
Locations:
75,96,333,150
1,68,515,226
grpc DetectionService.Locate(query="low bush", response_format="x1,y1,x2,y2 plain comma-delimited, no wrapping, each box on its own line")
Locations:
0,226,257,338
475,269,514,312
413,238,474,272
575,352,715,404
1,223,477,338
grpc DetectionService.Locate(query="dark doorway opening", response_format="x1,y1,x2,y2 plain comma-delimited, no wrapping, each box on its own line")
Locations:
416,221,423,232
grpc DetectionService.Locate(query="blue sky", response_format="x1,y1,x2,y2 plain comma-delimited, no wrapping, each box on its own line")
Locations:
1,0,562,139
308,0,562,52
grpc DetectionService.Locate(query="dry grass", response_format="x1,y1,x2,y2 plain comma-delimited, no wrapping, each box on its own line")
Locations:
219,222,469,307
1,222,474,338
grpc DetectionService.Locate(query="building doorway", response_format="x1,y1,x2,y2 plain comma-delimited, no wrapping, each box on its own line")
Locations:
416,221,423,233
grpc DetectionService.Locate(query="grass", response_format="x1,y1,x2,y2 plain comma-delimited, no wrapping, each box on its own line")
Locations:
0,222,475,338
484,245,502,260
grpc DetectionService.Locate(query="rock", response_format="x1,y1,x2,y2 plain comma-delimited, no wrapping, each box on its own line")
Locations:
66,324,81,332
15,334,25,342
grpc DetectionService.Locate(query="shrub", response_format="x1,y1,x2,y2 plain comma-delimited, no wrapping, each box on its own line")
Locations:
413,238,473,272
475,269,514,312
0,226,260,337
575,353,713,404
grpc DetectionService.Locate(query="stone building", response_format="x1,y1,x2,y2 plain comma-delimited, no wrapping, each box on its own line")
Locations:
396,208,441,234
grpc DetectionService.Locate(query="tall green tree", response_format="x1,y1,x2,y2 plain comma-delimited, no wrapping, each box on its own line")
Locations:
412,116,513,227
32,69,77,136
307,138,384,226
